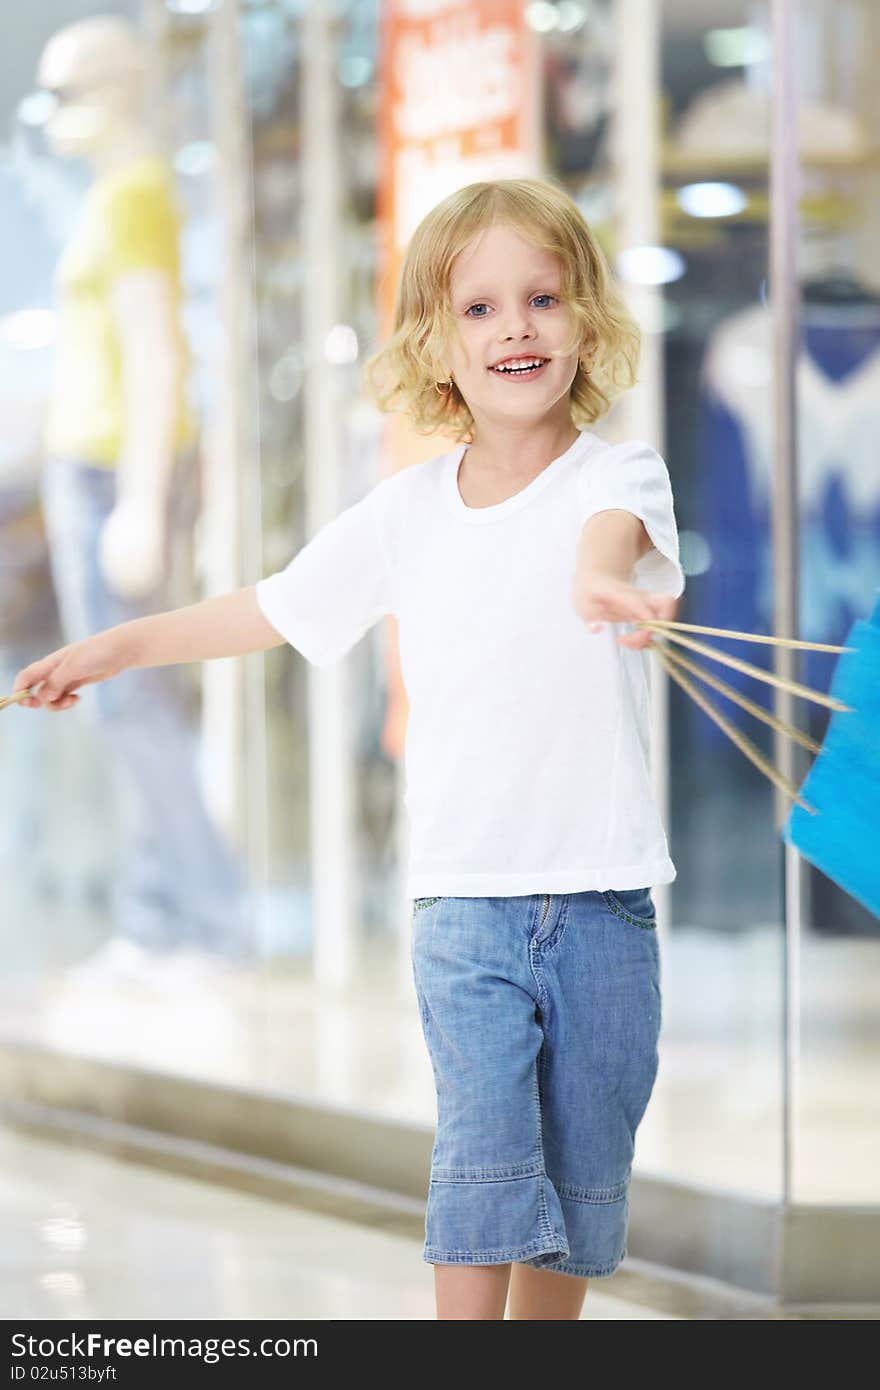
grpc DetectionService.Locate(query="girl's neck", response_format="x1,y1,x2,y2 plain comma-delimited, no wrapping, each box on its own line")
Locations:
464,420,581,476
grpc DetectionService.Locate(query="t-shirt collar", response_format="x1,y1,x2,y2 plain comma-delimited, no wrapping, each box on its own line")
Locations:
444,429,596,523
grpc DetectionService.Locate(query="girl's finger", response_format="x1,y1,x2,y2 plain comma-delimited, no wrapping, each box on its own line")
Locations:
48,694,79,711
607,600,657,626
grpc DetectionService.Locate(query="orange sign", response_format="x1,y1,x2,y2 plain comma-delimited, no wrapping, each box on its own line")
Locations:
375,0,541,475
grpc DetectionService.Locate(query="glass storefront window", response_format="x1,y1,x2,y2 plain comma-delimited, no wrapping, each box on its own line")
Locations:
0,0,877,1302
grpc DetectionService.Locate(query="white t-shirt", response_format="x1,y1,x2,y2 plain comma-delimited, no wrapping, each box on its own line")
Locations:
255,428,685,898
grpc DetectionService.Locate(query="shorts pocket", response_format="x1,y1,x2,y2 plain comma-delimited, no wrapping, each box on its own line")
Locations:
601,887,657,930
413,896,444,914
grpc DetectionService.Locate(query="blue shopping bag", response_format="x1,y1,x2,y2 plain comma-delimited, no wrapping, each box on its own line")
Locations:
782,591,880,919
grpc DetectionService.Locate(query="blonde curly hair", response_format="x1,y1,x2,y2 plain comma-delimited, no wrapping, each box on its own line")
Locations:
361,177,641,444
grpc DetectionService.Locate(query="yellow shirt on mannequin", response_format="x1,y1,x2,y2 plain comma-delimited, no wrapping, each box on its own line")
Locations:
45,155,197,466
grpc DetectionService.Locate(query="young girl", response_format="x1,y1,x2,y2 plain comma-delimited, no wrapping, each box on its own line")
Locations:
14,177,683,1321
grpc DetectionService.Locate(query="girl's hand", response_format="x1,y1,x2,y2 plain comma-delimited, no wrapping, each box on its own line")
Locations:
572,572,679,650
11,630,132,712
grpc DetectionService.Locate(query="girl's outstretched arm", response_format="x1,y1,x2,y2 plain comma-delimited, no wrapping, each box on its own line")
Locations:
12,584,286,712
572,509,679,650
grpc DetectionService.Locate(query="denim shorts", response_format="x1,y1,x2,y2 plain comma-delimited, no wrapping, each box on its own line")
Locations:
410,888,661,1279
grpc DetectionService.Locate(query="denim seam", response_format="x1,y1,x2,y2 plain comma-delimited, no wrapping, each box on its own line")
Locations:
549,1175,629,1203
601,890,657,930
537,893,571,958
528,904,571,1013
528,937,548,1011
430,1158,544,1182
538,1251,626,1278
536,1029,548,1107
424,1237,567,1262
531,1043,555,1247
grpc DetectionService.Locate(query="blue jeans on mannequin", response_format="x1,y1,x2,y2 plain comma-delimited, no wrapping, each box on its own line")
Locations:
39,453,248,958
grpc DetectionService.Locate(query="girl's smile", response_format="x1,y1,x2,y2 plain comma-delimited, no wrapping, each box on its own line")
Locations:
488,356,550,380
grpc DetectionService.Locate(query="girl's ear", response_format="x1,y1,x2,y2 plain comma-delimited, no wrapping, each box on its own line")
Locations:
577,333,597,372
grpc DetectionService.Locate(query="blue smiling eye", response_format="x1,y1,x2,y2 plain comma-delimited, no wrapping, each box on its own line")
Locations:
465,294,557,317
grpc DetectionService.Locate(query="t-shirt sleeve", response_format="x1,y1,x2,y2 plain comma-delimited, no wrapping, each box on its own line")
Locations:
577,440,685,597
103,177,179,278
255,485,395,667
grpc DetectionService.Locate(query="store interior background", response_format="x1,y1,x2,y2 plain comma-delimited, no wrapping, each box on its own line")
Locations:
0,0,877,1257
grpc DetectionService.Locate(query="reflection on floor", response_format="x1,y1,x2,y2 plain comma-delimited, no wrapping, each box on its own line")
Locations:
1,899,879,1204
1,1125,850,1320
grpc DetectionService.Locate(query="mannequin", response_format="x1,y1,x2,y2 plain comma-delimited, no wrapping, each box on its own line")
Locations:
39,14,190,598
36,15,247,982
